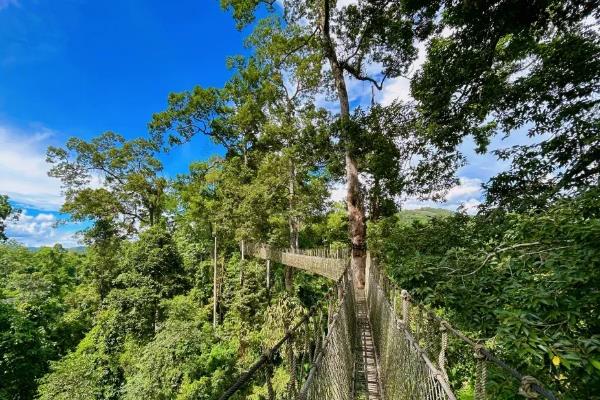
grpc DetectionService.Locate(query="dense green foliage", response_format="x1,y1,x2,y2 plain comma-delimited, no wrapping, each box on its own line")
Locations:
0,229,328,400
0,0,597,398
371,190,600,399
409,0,599,211
0,244,91,399
47,132,167,238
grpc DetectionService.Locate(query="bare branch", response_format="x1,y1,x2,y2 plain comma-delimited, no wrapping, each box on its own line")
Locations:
339,60,387,90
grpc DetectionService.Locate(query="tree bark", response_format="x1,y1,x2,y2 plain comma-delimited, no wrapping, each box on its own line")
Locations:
370,177,381,221
319,0,366,287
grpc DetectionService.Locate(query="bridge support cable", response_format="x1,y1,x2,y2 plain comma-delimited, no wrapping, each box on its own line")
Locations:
366,254,557,400
219,244,556,400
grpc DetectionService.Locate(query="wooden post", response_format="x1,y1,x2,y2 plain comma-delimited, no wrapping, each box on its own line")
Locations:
213,234,218,329
402,289,410,329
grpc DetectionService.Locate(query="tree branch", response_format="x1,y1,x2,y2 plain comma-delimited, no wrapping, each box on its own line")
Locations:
339,60,387,90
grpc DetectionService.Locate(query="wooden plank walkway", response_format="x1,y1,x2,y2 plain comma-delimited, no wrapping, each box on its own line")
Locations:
354,286,383,400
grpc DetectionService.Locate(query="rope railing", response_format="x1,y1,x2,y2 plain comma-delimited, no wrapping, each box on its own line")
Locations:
218,258,355,400
297,265,356,400
245,242,348,280
366,254,557,400
366,253,457,400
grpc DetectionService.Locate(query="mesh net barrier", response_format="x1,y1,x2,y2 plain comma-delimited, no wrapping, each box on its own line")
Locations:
366,255,557,400
219,253,355,400
366,255,456,400
298,266,356,400
246,243,348,280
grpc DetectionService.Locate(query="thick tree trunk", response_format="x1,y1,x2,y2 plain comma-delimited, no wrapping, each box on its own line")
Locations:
319,0,366,287
346,151,366,287
370,177,382,221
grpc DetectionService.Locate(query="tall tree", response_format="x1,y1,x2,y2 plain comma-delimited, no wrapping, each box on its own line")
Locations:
47,132,167,239
408,0,599,211
245,40,332,289
221,0,423,285
47,132,169,299
338,102,461,221
151,38,332,291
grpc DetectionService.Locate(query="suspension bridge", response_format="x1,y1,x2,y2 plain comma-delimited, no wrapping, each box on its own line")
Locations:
219,244,557,400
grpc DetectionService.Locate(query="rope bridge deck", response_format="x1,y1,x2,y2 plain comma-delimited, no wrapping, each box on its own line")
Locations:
219,245,557,400
354,286,382,399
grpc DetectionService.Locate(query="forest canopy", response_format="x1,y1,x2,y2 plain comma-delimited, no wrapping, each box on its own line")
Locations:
0,0,598,399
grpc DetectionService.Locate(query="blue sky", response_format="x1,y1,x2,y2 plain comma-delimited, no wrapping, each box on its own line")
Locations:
0,0,246,246
0,0,517,247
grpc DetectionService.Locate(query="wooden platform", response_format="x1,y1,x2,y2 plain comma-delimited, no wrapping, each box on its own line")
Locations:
354,287,383,400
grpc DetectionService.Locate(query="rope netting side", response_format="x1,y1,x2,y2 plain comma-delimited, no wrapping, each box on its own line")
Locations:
219,262,355,400
366,255,456,400
298,266,356,400
245,243,348,280
367,255,557,400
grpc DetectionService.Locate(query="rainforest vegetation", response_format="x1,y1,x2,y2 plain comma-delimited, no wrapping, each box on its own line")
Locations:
1,0,598,399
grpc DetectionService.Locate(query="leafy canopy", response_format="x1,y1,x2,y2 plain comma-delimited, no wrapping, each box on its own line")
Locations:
409,0,599,210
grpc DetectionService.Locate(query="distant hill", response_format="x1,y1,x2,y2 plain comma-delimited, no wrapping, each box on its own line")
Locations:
396,207,453,225
27,246,87,253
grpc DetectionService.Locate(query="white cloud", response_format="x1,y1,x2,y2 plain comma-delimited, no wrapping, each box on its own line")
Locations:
329,181,346,203
378,40,427,105
379,77,411,106
7,210,56,236
5,209,81,247
329,176,483,215
401,176,483,215
460,198,482,213
0,124,64,210
402,196,481,215
318,37,429,110
445,177,482,201
583,14,600,34
335,0,359,8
